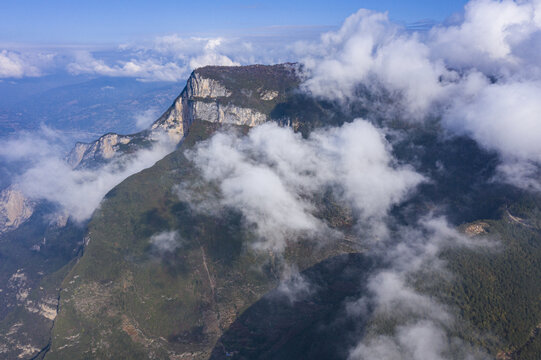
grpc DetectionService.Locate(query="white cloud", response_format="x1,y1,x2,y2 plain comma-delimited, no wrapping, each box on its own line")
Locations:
444,80,541,161
0,129,175,222
300,10,453,117
429,0,541,74
275,265,314,303
348,216,494,360
299,0,541,190
134,108,160,130
65,36,275,82
351,321,450,360
185,119,423,251
64,33,303,82
150,230,182,254
0,50,53,78
67,51,187,82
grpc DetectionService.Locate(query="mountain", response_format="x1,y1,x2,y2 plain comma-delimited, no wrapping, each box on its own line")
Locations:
0,64,540,359
0,63,301,358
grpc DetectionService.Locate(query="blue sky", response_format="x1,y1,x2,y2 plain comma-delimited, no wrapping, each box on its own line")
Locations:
1,0,469,44
0,0,476,85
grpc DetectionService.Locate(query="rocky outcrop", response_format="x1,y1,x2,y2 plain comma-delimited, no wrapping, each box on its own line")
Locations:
150,90,192,144
186,72,232,99
150,67,272,139
260,90,279,101
192,101,267,126
5,65,295,233
0,186,35,235
67,133,133,168
70,66,279,169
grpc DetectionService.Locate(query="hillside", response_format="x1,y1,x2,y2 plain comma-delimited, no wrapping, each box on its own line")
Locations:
0,64,540,359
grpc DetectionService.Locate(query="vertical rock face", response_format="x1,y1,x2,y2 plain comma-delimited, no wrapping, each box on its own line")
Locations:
12,64,298,234
150,67,279,142
186,72,232,99
150,91,192,144
68,134,134,168
0,186,34,234
66,143,92,168
192,102,267,126
71,65,283,169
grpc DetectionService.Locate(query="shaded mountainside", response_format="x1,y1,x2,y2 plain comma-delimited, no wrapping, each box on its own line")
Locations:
46,120,360,359
210,253,375,360
1,64,541,359
48,115,541,359
0,63,346,359
0,203,84,359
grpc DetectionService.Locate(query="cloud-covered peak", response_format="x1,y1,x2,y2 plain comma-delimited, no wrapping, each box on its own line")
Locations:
300,0,541,191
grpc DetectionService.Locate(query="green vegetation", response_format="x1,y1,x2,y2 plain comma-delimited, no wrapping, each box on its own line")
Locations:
7,64,537,359
47,120,357,359
0,205,85,359
436,199,541,357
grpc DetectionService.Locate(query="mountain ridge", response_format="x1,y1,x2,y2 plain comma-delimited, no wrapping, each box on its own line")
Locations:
0,63,540,360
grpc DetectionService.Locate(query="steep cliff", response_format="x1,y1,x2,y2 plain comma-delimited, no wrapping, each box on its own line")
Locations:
69,63,299,169
0,186,35,235
2,63,541,360
45,120,358,360
0,64,302,359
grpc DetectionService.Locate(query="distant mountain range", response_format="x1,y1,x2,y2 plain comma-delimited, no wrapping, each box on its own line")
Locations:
0,76,184,141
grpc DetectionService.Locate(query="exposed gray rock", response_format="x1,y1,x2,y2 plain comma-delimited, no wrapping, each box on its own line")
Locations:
68,133,133,168
66,142,92,168
0,186,35,235
186,72,232,99
260,90,279,101
192,101,267,126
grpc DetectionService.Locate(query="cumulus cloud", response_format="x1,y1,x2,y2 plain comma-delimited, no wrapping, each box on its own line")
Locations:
0,128,175,222
183,119,423,251
67,51,187,82
351,321,463,360
141,33,301,69
63,29,316,83
300,0,541,190
443,80,541,188
65,35,288,82
429,0,541,74
149,35,240,69
300,9,453,117
0,50,54,78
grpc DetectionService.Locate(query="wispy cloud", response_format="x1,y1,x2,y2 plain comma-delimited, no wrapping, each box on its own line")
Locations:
66,51,188,82
63,35,296,82
0,127,175,222
150,230,182,254
134,108,161,130
0,29,307,82
0,50,55,78
181,119,423,252
348,217,494,360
